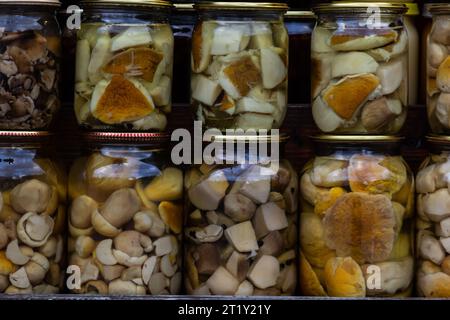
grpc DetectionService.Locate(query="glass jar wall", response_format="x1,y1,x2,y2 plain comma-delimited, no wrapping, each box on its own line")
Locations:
67,133,183,295
184,135,298,295
416,136,450,297
0,1,61,130
74,0,174,132
311,3,409,134
0,132,66,294
299,136,414,297
191,2,289,131
426,4,450,134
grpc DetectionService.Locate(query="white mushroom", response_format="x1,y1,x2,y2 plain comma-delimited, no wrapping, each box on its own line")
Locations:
206,266,240,295
120,266,142,281
100,264,125,282
113,249,147,267
142,256,158,285
95,239,117,266
235,280,254,296
422,188,450,222
252,202,288,239
80,260,99,284
70,195,97,229
6,239,30,265
195,224,223,243
420,234,446,265
148,272,168,295
225,221,258,253
109,279,146,295
133,211,153,233
16,212,54,247
0,223,7,250
225,251,249,282
247,255,280,290
75,235,96,259
9,267,30,289
91,210,121,237
188,170,229,211
160,254,177,277
10,179,51,214
170,272,182,294
223,193,256,222
114,231,147,257
237,165,271,204
154,236,175,256
38,236,57,258
100,188,141,228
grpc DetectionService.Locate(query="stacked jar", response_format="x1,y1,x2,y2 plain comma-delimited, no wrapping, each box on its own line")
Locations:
299,2,415,298
185,2,297,297
67,133,182,295
74,0,174,132
0,0,66,296
418,3,450,298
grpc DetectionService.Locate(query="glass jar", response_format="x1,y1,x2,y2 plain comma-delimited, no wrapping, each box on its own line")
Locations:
171,3,195,104
184,135,298,296
426,4,450,134
191,2,289,131
0,132,67,294
0,1,61,130
285,11,315,104
74,0,174,132
311,3,409,134
416,136,450,297
299,136,414,297
67,133,183,295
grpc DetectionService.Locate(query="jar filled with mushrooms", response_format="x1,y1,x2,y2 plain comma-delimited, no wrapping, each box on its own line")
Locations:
191,2,289,131
67,133,182,295
427,4,450,134
0,132,66,294
74,0,174,132
185,135,298,296
299,136,414,297
311,3,409,134
415,136,450,297
0,0,61,130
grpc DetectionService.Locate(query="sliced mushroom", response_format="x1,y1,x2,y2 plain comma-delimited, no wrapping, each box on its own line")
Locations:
109,279,145,295
237,165,271,204
148,272,168,295
195,224,223,243
99,264,125,282
121,266,142,281
142,256,158,285
420,234,446,265
160,255,177,277
259,231,284,256
252,202,288,239
80,260,99,284
95,239,117,266
224,221,258,253
247,255,280,290
188,170,229,211
6,239,30,265
10,179,51,214
113,249,147,267
85,280,108,294
9,267,30,289
154,236,175,256
170,272,182,294
133,211,153,233
225,251,249,282
206,266,239,295
17,212,54,247
45,263,61,287
24,260,47,285
4,285,32,294
235,280,254,296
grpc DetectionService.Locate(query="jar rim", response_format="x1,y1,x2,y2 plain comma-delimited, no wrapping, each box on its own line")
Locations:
82,132,171,145
174,3,194,11
429,3,450,15
313,2,407,14
0,0,60,6
312,135,403,143
80,0,173,9
205,133,289,143
285,10,316,19
427,135,450,145
194,2,288,11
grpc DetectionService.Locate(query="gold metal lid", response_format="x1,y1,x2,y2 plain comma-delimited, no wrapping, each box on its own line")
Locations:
429,3,450,14
285,10,316,18
174,2,193,10
83,132,171,144
427,135,450,144
195,2,289,11
314,2,408,14
80,0,172,8
0,0,60,6
312,135,403,143
205,133,289,143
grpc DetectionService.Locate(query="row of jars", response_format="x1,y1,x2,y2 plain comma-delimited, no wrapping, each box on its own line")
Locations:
0,0,446,133
0,131,449,297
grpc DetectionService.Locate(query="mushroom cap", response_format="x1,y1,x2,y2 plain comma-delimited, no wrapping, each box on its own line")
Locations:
10,179,52,214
